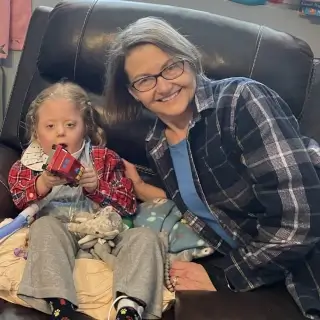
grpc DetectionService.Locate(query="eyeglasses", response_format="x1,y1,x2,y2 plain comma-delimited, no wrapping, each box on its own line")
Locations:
130,60,185,92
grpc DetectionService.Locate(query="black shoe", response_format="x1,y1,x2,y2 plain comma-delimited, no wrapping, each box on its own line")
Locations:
116,306,143,320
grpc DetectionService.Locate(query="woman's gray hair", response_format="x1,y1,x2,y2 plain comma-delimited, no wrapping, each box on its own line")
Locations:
104,17,202,123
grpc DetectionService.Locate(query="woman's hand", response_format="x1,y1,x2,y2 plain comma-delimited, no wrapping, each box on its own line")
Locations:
122,159,166,201
170,261,216,291
122,159,143,186
79,167,98,193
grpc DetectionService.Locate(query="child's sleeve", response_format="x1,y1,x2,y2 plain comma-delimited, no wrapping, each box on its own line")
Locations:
8,160,44,210
85,148,137,216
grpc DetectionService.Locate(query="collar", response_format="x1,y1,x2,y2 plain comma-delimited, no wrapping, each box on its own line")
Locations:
21,140,86,171
145,75,215,144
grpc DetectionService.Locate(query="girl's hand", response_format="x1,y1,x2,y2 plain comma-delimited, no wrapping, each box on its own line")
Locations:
36,171,67,196
79,167,98,193
122,159,143,186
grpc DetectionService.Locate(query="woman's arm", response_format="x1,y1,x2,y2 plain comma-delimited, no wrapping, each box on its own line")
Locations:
122,159,167,201
217,81,320,291
132,180,167,202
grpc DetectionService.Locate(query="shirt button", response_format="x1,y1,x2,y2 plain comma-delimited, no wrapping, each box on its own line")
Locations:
29,193,34,199
101,190,106,194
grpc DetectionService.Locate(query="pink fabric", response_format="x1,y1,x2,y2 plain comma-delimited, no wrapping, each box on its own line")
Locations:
0,0,32,59
0,0,10,59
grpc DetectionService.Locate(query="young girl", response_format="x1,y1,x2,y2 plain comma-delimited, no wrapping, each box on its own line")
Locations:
8,82,165,320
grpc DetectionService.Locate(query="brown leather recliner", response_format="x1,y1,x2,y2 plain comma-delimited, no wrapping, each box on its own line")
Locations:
0,1,319,319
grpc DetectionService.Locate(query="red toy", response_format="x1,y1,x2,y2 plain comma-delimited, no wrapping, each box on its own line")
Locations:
42,144,85,186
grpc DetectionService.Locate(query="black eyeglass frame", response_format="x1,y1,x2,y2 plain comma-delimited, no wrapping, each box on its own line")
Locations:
130,60,185,92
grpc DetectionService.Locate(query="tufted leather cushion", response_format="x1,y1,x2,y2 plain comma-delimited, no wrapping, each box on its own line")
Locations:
38,0,313,117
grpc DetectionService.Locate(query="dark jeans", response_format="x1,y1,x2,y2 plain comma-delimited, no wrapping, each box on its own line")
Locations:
197,253,287,293
197,253,231,291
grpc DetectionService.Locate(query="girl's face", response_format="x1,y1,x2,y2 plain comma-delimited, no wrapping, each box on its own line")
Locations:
35,98,85,155
125,44,196,122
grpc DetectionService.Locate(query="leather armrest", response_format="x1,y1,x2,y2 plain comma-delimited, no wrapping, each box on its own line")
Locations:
174,284,305,320
0,144,20,219
299,59,320,140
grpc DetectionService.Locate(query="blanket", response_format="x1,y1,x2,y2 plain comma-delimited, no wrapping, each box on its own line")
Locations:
0,219,175,320
133,199,214,292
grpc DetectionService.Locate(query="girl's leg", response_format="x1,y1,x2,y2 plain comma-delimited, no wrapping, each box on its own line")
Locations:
112,227,166,319
17,216,79,319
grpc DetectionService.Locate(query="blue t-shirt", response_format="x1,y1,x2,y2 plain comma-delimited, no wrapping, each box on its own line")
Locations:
169,139,238,248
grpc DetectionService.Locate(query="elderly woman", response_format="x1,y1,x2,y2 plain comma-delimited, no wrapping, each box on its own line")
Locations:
105,17,320,318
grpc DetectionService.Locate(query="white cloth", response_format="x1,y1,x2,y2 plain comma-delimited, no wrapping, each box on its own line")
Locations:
21,140,87,171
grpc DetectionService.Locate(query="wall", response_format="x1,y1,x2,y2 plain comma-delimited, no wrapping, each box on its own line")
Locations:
1,0,60,120
137,0,320,56
1,0,320,122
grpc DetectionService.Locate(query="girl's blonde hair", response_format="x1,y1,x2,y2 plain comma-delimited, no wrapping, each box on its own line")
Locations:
25,81,106,146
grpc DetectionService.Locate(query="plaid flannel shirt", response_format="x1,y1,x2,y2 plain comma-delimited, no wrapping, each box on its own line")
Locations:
146,75,320,318
8,146,136,216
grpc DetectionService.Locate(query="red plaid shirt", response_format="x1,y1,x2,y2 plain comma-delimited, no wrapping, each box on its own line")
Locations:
8,146,136,216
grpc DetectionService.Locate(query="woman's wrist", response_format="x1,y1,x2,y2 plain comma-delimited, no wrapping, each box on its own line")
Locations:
132,179,145,194
132,178,144,187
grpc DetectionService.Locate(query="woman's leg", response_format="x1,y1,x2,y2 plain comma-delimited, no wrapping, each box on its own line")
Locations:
112,227,166,319
17,216,79,316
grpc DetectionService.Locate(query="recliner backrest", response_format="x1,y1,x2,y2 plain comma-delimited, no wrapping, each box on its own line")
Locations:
0,0,315,168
